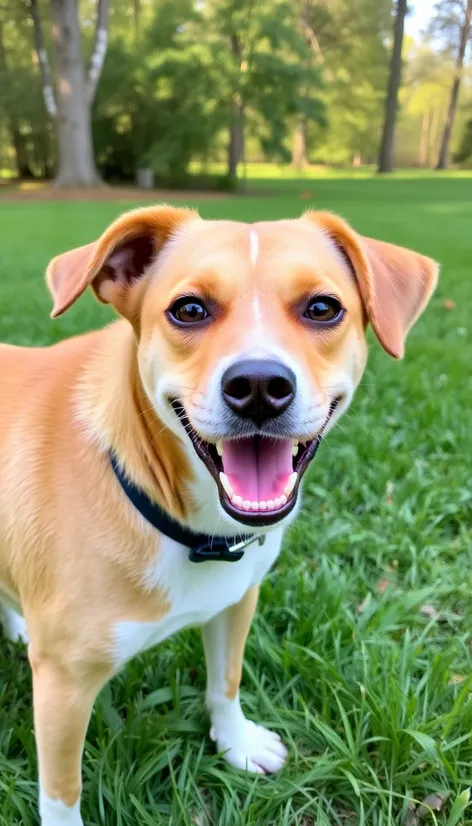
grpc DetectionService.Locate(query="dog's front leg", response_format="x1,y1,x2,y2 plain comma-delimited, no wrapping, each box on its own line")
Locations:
30,649,108,826
202,585,287,774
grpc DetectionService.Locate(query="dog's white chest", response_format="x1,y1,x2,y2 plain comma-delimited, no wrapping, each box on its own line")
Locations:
113,528,283,667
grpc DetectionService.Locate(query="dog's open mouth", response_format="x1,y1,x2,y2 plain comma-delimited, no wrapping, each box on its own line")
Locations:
172,400,339,527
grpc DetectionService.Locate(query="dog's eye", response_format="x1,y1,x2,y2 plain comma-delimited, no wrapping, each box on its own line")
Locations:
168,297,209,325
304,296,344,323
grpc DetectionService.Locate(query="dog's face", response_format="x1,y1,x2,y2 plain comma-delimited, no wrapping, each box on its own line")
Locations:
47,207,438,529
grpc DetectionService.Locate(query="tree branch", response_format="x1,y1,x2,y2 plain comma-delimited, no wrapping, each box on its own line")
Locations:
86,0,109,105
29,0,57,118
302,21,334,81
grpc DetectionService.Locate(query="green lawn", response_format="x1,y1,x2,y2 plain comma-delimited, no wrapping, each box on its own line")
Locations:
0,176,471,826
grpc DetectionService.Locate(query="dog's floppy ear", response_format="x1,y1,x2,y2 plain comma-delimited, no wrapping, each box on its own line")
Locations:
306,211,439,359
46,205,197,319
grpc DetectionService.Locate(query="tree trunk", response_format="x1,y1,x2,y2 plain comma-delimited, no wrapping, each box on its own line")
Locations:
428,108,440,167
12,127,34,178
418,110,430,167
50,0,100,187
436,0,472,170
227,32,244,180
0,21,34,177
292,115,307,170
228,101,244,178
377,0,408,174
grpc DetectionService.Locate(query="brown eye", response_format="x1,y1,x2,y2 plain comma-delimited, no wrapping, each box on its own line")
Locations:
304,296,344,323
168,297,209,325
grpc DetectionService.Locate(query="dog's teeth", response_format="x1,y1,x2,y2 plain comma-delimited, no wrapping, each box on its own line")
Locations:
219,472,233,499
242,500,251,510
233,494,243,508
280,494,287,506
292,441,299,457
216,440,223,457
267,499,275,510
259,501,268,511
251,501,259,511
274,497,282,508
284,472,298,497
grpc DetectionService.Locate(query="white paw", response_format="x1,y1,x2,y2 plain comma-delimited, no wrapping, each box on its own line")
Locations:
210,718,288,774
0,606,29,644
40,786,83,825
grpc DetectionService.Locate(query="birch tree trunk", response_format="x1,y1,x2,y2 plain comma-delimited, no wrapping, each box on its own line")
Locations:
30,0,109,188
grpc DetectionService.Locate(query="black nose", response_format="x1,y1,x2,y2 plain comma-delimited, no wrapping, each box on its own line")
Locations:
222,359,296,426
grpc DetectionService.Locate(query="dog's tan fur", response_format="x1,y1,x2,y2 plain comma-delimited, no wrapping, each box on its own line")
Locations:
0,206,438,823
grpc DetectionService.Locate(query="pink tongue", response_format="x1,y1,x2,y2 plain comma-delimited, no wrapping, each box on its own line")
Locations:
222,437,293,502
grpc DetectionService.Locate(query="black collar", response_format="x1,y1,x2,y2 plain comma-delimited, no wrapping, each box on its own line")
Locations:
109,452,264,563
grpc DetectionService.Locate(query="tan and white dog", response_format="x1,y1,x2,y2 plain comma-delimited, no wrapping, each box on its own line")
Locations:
0,206,438,825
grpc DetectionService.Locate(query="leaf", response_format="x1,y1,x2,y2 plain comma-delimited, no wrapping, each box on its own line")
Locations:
403,729,437,759
418,791,450,817
420,604,438,619
445,788,471,826
443,299,456,309
138,685,199,711
376,578,390,594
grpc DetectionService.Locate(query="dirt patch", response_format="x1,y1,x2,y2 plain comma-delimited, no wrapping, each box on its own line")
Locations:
0,184,230,203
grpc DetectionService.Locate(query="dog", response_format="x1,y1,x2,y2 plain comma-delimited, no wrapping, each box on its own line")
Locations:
0,206,438,825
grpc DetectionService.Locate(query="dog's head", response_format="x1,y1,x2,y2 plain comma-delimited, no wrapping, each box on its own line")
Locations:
47,206,438,529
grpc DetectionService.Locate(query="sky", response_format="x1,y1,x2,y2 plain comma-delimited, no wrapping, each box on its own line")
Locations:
405,0,434,39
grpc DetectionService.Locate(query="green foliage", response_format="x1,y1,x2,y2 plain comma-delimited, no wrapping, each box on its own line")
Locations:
1,174,472,823
305,0,392,165
454,118,472,164
0,7,53,177
92,0,324,183
1,0,471,182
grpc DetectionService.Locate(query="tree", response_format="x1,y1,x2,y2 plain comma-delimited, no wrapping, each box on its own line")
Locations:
29,0,110,187
299,0,391,167
433,0,472,169
0,5,52,178
454,116,472,163
396,42,452,168
0,19,33,177
203,0,324,179
291,0,332,170
378,0,408,173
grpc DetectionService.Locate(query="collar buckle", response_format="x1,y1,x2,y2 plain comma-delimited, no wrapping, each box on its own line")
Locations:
188,534,265,564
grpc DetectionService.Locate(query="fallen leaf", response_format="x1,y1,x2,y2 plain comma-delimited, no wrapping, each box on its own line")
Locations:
448,674,467,685
420,604,438,620
420,605,462,623
403,801,418,826
377,578,389,594
357,596,368,613
417,791,450,817
300,190,313,200
443,299,456,310
386,480,394,505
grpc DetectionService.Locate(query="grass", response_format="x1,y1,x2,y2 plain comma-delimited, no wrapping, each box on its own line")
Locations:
0,174,471,825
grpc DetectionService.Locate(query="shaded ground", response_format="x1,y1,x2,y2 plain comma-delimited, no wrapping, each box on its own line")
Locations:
0,183,229,202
